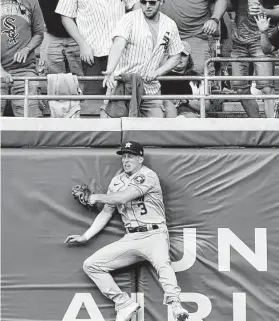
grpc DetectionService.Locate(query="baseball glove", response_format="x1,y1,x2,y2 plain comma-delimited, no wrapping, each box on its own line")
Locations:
72,180,104,212
72,183,95,211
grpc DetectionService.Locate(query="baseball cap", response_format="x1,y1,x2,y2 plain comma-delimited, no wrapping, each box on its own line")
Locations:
182,41,191,56
116,141,144,156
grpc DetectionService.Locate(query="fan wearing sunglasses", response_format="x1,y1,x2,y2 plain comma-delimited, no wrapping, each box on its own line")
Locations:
102,0,185,118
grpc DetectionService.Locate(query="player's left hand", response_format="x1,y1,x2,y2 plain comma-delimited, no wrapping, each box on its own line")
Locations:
13,47,30,64
202,19,218,35
145,70,159,82
72,183,94,211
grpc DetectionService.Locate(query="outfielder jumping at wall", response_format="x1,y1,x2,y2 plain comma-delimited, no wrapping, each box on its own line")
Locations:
65,141,189,321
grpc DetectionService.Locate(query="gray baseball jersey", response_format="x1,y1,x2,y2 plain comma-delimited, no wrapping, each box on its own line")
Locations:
107,165,166,228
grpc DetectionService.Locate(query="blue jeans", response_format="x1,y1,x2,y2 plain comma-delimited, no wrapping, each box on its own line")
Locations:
1,67,42,117
40,32,83,75
185,37,211,75
231,40,274,90
140,96,165,117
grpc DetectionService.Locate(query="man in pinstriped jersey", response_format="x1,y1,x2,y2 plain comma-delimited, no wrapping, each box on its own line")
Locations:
55,0,140,96
65,141,189,321
102,0,184,117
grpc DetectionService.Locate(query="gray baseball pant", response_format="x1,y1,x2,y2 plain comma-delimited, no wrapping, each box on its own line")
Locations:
83,227,181,311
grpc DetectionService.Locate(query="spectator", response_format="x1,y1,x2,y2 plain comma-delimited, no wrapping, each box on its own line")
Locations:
38,0,83,76
102,0,184,118
1,0,44,117
230,0,279,118
161,41,211,118
55,0,140,97
161,0,227,75
255,13,279,53
255,13,279,118
210,0,233,92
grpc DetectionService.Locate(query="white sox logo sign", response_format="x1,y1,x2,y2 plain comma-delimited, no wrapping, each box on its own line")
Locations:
2,17,19,45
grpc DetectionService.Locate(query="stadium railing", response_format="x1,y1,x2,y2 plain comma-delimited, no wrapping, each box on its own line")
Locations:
1,57,279,118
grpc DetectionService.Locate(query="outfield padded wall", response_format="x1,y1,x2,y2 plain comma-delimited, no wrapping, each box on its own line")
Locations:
1,148,279,321
1,118,279,147
0,119,122,147
122,118,279,147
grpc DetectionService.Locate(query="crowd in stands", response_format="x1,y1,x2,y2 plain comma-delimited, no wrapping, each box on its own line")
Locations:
1,0,279,118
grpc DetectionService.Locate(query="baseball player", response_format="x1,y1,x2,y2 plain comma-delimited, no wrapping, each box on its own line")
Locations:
66,141,189,321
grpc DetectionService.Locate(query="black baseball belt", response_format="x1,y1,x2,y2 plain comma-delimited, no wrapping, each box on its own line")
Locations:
127,224,159,233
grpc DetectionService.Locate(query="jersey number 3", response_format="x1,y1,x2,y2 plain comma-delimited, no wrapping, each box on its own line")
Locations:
137,202,147,215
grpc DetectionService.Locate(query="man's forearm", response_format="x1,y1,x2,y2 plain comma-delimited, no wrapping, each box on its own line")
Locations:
61,16,87,47
260,32,274,54
106,37,127,73
155,54,180,76
212,0,227,19
83,211,113,240
264,5,279,18
26,34,44,51
91,193,126,205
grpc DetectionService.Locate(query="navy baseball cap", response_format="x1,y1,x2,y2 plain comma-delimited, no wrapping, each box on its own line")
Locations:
116,141,144,156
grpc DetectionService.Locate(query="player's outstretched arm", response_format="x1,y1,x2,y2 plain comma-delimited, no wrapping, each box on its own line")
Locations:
64,206,115,245
88,186,142,206
64,234,87,245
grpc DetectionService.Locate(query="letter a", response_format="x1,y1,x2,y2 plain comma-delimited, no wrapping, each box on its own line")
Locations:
62,293,106,321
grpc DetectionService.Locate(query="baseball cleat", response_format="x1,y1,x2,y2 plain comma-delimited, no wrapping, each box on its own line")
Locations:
116,302,140,321
172,301,189,321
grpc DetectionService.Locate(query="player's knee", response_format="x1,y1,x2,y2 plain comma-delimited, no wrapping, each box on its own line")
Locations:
83,256,103,275
83,258,95,274
83,259,90,274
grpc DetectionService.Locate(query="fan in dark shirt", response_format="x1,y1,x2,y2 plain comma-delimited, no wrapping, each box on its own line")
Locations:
39,0,69,38
38,0,83,75
161,41,211,118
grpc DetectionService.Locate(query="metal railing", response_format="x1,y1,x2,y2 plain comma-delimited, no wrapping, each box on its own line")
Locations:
2,57,279,118
203,57,279,117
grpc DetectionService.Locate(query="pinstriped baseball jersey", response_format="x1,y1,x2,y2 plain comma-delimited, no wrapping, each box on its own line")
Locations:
107,165,166,228
112,9,184,95
55,0,138,57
